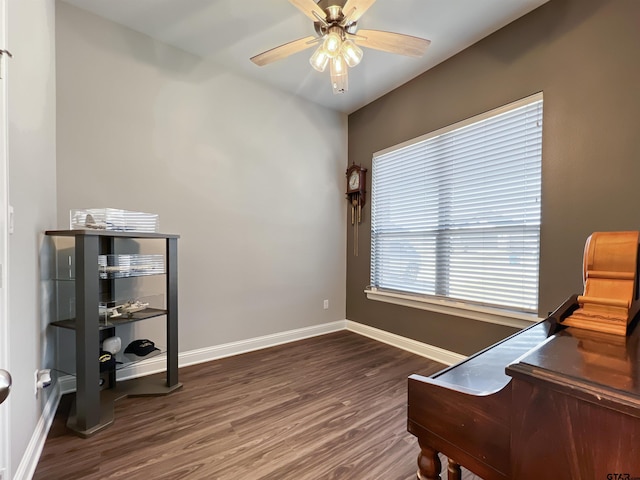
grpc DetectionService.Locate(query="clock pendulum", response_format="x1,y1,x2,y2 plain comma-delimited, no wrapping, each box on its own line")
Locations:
345,164,367,256
352,195,359,255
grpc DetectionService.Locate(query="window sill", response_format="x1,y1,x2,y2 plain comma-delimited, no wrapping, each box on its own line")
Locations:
364,288,541,329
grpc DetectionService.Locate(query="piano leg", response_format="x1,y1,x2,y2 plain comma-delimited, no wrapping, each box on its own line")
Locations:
416,439,442,480
447,459,462,480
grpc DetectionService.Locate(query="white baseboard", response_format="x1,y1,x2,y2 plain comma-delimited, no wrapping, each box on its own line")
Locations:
345,320,467,366
59,320,465,396
37,319,464,479
13,383,61,480
177,320,347,369
59,320,348,395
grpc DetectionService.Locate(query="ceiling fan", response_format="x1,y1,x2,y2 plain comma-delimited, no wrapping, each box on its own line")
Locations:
250,0,431,94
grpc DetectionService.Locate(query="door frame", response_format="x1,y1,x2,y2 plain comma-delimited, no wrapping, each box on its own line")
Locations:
0,0,10,475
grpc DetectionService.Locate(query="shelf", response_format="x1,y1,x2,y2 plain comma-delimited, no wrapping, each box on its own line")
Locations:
45,229,179,437
51,307,168,330
99,254,164,279
46,229,179,239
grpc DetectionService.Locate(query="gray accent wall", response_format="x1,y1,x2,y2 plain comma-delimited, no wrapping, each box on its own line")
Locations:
347,0,640,355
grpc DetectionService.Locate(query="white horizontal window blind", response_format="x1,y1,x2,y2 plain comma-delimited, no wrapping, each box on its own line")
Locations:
371,94,543,313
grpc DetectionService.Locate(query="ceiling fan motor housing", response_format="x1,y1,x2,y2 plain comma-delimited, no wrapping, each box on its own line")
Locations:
314,1,358,37
317,0,348,11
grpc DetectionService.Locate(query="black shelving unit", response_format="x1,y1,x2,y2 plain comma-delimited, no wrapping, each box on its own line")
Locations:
46,230,182,437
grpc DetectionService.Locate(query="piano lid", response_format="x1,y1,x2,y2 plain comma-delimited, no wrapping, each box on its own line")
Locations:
423,320,556,395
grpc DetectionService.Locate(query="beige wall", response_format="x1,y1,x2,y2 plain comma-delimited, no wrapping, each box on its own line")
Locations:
347,0,640,355
55,3,347,355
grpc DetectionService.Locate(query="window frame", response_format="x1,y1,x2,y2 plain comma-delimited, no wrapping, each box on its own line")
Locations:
366,93,544,328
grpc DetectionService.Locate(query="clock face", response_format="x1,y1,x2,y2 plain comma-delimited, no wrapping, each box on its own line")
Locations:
349,171,360,190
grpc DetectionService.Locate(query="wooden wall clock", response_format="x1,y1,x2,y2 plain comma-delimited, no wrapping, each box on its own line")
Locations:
346,164,367,256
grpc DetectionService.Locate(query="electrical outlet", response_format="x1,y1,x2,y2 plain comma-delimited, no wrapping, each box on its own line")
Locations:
34,369,52,397
323,299,329,309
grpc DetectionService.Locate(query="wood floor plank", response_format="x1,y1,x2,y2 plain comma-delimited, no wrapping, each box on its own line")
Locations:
34,331,481,480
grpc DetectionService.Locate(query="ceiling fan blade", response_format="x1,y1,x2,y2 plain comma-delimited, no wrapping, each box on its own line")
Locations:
342,0,376,23
289,0,327,22
250,36,319,67
354,29,431,57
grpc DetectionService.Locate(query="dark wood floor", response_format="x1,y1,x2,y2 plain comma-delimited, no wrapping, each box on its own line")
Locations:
34,331,481,480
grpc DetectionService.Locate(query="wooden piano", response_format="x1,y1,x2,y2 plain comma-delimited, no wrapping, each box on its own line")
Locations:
407,232,640,480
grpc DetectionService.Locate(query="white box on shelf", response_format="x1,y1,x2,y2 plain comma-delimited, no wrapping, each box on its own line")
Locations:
98,254,165,279
70,208,159,233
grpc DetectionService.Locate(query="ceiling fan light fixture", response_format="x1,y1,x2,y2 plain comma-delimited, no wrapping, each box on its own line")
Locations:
340,39,363,67
309,46,330,72
330,55,348,94
323,30,342,58
250,0,432,95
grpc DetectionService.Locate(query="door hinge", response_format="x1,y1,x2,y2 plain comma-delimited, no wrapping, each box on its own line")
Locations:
0,49,12,80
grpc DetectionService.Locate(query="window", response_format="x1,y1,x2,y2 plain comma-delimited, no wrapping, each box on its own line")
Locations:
370,93,543,314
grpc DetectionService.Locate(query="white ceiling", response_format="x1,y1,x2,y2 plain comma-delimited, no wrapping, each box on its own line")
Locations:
60,0,549,114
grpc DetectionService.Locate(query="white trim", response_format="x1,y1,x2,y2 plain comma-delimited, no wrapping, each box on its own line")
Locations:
58,375,76,396
0,0,9,476
57,319,467,396
37,319,467,480
177,320,346,369
373,92,544,158
12,384,61,480
345,320,466,366
59,320,348,394
365,288,540,330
